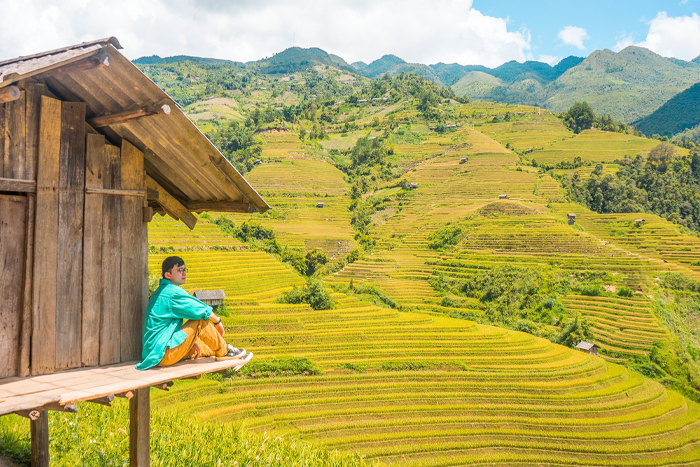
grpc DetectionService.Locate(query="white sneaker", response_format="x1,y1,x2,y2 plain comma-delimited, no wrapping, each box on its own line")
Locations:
217,344,246,360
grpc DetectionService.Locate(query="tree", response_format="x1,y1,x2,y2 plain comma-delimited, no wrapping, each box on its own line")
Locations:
564,102,595,134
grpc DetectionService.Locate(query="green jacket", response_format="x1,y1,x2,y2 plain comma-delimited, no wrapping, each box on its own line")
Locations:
136,279,212,370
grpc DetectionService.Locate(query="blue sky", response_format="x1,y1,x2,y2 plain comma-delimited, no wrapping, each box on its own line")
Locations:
479,0,700,62
1,1,700,67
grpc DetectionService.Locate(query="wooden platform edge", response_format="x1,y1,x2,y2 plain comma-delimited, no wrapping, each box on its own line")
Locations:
0,353,252,415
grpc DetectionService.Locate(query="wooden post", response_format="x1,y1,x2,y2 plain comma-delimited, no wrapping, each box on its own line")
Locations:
31,95,62,376
30,410,49,467
129,387,150,467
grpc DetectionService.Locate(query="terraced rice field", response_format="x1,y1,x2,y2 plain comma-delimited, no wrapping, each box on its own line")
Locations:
561,295,670,359
532,129,664,165
149,213,243,250
149,251,303,303
145,121,700,465
150,277,700,466
550,203,700,280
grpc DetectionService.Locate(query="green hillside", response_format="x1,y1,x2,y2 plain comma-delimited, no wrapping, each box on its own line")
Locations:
546,46,700,123
634,82,700,137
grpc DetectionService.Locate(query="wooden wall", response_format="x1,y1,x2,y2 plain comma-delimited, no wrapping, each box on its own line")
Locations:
0,86,148,379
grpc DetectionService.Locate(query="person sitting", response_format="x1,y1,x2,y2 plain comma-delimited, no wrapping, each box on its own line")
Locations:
136,256,245,370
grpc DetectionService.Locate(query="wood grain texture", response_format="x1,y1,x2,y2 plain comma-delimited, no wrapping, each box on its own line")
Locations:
31,95,62,376
4,90,26,179
25,83,48,181
82,133,106,367
120,140,146,362
55,101,86,370
146,175,197,229
30,410,49,467
129,387,150,467
0,103,5,177
100,144,121,365
0,177,36,192
18,192,35,377
0,195,27,378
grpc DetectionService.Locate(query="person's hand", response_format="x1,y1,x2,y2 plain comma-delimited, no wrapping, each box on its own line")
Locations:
215,322,225,337
191,342,200,359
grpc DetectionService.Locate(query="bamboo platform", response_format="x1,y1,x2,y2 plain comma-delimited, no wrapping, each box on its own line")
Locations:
0,354,252,415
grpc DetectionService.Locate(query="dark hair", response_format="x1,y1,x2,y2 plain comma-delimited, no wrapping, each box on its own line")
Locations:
162,256,185,278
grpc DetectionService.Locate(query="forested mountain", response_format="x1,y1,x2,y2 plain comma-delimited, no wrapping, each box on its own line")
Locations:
634,82,700,137
546,46,700,123
135,44,700,132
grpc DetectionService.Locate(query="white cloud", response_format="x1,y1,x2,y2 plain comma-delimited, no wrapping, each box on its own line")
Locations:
613,33,635,52
635,12,700,60
0,0,531,68
558,26,588,50
538,55,561,66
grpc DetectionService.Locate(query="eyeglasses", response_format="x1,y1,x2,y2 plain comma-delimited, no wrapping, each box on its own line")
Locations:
174,267,187,274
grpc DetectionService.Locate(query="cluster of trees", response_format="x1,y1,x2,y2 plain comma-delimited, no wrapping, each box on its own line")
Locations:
206,120,262,174
560,102,642,135
562,143,700,231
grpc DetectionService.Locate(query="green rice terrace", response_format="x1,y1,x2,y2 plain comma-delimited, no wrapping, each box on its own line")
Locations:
3,73,700,466
147,107,700,465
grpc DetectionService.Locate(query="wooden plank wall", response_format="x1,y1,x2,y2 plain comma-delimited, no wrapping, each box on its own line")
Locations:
55,102,86,371
100,144,123,365
0,195,27,378
120,140,146,362
1,87,149,377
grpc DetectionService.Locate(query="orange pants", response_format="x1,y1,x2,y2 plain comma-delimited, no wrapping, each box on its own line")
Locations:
158,319,227,366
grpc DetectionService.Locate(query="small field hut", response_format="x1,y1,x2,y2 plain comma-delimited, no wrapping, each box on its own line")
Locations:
194,290,226,309
567,213,576,225
635,218,645,226
317,201,324,208
575,341,598,356
499,194,508,199
0,37,269,466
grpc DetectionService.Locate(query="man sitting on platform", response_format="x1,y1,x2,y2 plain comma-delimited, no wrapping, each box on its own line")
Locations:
136,256,245,370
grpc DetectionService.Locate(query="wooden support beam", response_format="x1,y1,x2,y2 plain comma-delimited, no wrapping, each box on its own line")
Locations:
34,53,110,80
129,387,150,467
85,187,145,196
143,206,154,223
146,175,197,230
14,409,41,420
87,395,115,407
0,85,20,104
152,381,173,391
88,103,171,129
187,201,257,213
0,177,37,193
38,402,78,413
116,391,134,400
31,410,49,467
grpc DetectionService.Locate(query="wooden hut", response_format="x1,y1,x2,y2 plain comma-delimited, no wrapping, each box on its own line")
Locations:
635,218,645,226
410,182,418,190
498,194,508,199
575,341,598,356
567,213,576,225
460,157,468,164
193,290,226,309
317,201,324,208
0,37,269,466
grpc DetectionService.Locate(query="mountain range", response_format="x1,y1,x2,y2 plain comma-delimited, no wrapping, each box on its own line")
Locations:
136,45,700,137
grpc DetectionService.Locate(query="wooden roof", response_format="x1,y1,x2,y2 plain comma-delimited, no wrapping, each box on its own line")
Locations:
0,37,269,218
193,290,226,301
576,341,596,350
